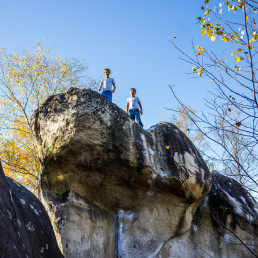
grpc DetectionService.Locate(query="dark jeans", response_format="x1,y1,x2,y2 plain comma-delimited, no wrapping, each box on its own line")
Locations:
128,109,143,128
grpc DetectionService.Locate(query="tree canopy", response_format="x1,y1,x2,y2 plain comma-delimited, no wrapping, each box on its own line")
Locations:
0,43,96,194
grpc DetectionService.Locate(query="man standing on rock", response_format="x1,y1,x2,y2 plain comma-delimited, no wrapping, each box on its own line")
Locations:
98,68,116,102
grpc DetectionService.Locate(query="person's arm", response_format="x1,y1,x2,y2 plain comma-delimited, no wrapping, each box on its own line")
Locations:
126,101,129,113
138,101,143,115
112,82,116,93
98,81,103,92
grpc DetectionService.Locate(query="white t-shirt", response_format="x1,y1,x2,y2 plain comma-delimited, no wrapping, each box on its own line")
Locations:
100,78,115,91
127,97,141,110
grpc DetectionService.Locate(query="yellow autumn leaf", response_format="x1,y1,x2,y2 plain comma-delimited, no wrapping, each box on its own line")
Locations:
165,146,170,150
208,30,213,38
210,35,216,42
235,56,244,62
197,69,203,76
204,9,211,15
201,29,207,36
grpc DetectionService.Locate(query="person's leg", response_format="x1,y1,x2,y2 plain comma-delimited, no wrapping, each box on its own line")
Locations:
135,109,143,128
128,109,135,121
101,91,112,102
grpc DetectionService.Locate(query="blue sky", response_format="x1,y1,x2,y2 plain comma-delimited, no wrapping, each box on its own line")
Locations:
0,0,214,129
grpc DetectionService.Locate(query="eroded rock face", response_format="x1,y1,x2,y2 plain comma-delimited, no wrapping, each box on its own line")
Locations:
0,162,63,258
156,172,258,257
31,88,257,257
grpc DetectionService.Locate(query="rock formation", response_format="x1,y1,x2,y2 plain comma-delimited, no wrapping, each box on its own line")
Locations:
156,171,258,257
31,88,258,257
0,162,63,258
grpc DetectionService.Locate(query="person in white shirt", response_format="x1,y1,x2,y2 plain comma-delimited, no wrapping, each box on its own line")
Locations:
98,68,116,102
126,88,143,128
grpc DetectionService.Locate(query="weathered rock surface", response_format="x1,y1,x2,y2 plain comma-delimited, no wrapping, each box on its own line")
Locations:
156,172,258,257
31,88,258,257
0,162,63,258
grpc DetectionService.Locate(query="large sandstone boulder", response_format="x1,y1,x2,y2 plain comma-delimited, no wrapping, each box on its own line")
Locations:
31,88,257,257
0,162,63,258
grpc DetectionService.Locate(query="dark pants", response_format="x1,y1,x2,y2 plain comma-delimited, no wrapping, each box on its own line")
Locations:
128,109,143,128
